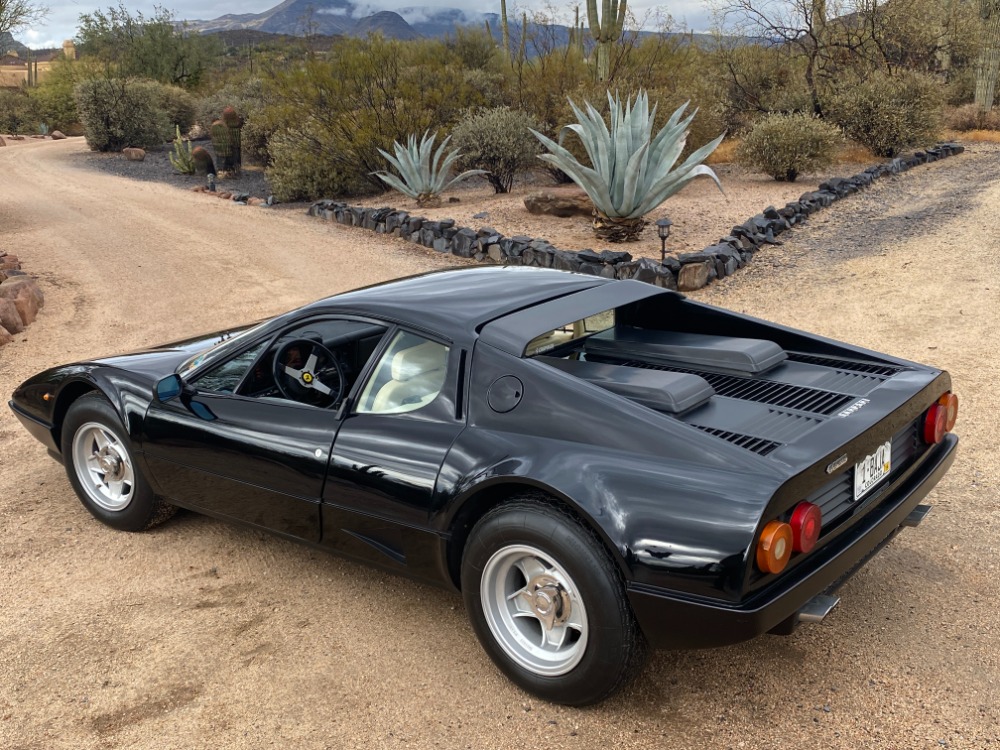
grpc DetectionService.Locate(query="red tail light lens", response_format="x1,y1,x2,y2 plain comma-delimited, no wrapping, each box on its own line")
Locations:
938,392,958,432
789,502,822,553
923,404,946,444
756,521,793,574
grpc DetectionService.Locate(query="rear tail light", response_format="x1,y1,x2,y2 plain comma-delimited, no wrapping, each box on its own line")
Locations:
924,391,958,444
789,502,822,553
756,521,793,574
939,392,958,432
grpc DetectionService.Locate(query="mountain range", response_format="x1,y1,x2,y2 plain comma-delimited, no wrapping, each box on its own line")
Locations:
185,0,500,41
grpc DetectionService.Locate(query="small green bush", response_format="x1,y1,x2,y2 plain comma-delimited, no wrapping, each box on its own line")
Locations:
266,127,379,202
74,77,171,152
140,81,196,133
0,90,40,135
451,107,542,193
944,103,1000,131
736,113,842,182
827,71,943,158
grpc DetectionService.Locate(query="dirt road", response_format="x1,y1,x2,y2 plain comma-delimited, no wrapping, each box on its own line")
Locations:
1,138,997,749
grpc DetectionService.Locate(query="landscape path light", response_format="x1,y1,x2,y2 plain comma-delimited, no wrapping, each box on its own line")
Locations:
655,217,673,264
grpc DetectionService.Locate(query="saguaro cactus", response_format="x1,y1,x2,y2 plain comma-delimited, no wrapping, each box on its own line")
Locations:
500,0,510,58
587,0,627,81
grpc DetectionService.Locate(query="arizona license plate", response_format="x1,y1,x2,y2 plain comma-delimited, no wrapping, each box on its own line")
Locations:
854,440,892,501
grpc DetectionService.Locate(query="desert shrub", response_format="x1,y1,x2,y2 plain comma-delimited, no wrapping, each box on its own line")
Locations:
263,37,490,200
74,77,171,152
0,90,41,134
266,127,379,202
29,84,79,134
138,81,196,133
827,71,943,157
737,113,842,181
451,107,542,193
945,103,1000,131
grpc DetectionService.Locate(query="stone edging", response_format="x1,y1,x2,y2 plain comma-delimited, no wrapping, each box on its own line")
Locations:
0,253,45,348
307,143,964,291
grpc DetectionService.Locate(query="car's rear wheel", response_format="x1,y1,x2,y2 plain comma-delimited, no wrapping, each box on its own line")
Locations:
461,495,647,705
62,393,175,531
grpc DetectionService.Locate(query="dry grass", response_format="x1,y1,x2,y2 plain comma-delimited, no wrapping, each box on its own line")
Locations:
943,128,1000,143
706,138,740,165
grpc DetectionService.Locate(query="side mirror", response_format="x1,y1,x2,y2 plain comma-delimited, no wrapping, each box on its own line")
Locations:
155,374,193,403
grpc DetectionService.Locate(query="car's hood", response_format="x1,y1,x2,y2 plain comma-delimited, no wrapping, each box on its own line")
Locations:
85,325,259,377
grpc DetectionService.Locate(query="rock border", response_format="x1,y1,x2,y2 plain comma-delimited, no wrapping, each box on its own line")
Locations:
0,253,45,348
307,143,964,292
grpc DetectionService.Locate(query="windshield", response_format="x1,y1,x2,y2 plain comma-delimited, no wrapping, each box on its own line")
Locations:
177,321,270,376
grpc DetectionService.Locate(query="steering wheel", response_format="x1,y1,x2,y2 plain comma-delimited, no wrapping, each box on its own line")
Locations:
272,338,346,408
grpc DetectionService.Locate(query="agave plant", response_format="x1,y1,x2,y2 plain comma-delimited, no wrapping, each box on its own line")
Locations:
532,91,725,242
374,132,486,207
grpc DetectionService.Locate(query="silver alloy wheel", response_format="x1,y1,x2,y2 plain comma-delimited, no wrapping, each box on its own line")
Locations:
71,421,136,512
480,543,589,677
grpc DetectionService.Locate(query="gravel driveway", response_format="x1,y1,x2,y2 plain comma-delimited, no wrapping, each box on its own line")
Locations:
1,138,997,749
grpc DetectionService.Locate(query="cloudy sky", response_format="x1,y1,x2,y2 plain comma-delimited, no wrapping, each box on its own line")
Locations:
18,0,713,49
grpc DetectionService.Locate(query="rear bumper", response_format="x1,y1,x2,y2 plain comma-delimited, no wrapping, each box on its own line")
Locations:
9,399,60,453
628,433,958,649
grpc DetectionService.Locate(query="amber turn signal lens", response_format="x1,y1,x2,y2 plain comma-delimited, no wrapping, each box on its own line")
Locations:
938,392,958,432
756,520,793,574
789,501,822,553
923,404,946,444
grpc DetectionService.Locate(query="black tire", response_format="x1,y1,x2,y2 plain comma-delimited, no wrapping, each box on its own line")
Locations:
61,392,176,532
461,494,648,706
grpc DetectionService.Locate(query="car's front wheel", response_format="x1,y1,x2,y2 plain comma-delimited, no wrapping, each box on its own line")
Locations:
461,495,647,705
62,392,176,531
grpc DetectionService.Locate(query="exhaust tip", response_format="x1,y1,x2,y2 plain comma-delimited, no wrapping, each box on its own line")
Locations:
797,594,840,624
902,504,932,528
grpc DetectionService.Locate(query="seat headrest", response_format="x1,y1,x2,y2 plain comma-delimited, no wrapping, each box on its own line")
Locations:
391,341,447,381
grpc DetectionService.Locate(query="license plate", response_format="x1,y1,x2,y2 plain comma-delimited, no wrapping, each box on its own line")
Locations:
854,440,892,501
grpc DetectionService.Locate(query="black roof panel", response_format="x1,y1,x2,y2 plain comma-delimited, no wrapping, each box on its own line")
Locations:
305,267,609,342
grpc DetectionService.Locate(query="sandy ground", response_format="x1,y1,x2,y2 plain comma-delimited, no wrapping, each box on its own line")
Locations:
355,161,870,258
1,137,998,749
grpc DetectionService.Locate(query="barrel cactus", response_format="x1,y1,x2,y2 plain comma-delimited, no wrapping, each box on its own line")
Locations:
373,132,486,207
210,109,243,174
532,91,725,242
192,146,216,176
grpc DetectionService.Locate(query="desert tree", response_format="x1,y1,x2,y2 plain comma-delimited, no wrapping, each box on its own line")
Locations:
76,3,221,88
0,0,48,54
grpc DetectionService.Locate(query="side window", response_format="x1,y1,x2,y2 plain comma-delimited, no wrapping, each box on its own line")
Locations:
357,331,450,415
195,342,268,394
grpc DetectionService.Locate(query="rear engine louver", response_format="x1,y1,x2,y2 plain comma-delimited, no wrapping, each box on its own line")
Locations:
786,352,907,378
691,426,782,456
619,360,855,416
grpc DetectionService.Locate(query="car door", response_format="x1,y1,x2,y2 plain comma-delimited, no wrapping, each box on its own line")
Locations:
321,328,467,570
141,318,388,543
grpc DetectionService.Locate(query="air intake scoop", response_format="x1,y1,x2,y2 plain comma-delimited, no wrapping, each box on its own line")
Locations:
585,327,787,376
539,357,714,413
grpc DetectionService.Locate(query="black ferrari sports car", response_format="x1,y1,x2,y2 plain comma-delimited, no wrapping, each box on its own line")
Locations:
10,267,958,705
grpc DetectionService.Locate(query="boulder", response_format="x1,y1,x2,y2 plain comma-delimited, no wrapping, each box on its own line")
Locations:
123,148,146,161
0,280,40,327
677,261,712,292
524,190,593,218
0,324,12,346
50,131,67,140
0,298,24,334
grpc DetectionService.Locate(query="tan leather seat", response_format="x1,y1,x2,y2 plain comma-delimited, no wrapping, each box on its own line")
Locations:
369,341,448,413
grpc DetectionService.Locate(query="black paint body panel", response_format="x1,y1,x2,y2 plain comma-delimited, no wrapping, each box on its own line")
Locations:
9,267,959,650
